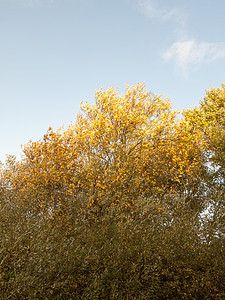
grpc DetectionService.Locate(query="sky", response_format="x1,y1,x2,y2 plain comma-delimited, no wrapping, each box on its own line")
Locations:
0,0,225,162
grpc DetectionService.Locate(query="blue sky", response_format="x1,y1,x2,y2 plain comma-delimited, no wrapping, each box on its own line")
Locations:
1,0,225,162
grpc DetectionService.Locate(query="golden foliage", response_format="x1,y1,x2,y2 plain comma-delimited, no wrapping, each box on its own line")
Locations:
11,83,204,217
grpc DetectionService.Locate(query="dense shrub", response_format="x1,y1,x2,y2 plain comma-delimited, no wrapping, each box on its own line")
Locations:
1,186,224,299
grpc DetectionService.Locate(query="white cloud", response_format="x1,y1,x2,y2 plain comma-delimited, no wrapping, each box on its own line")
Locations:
136,0,186,26
138,0,156,18
163,39,225,75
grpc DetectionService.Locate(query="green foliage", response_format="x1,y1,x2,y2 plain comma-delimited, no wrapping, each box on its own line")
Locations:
1,186,224,299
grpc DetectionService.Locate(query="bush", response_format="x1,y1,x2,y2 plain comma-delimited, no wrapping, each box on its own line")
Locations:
1,189,224,299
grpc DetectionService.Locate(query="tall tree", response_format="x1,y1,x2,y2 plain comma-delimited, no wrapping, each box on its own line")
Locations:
11,83,204,220
184,84,225,242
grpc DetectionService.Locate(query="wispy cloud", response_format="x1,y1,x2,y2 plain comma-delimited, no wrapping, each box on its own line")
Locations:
132,1,225,76
136,0,186,26
137,0,156,18
163,39,225,76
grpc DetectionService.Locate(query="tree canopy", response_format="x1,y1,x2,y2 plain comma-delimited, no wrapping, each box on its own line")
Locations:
10,83,205,218
0,83,224,299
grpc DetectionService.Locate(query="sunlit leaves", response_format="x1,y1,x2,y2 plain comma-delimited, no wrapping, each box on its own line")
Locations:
184,83,225,177
7,83,205,219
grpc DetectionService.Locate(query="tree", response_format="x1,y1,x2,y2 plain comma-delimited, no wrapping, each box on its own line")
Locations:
184,84,225,173
11,83,204,221
184,84,225,243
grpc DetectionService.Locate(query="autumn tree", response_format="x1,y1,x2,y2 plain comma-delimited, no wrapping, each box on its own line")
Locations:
184,84,225,243
184,84,225,179
11,83,205,222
